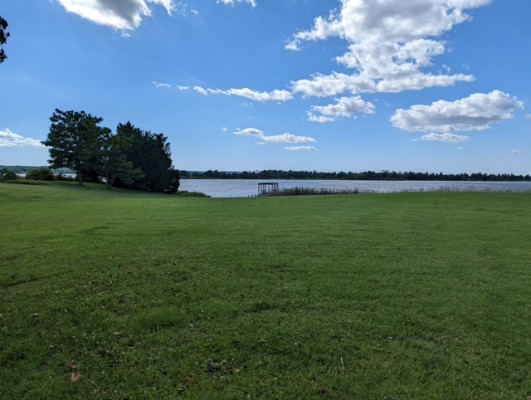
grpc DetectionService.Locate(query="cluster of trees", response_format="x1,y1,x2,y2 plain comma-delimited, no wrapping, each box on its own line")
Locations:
182,169,531,182
0,15,8,64
43,109,180,193
0,166,76,182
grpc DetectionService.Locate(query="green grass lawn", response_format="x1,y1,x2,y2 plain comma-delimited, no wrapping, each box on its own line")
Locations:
1,182,530,399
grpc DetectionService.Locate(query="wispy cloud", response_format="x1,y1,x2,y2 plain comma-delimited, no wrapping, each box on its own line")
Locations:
413,133,470,144
180,85,292,102
285,145,317,151
152,81,172,89
391,91,523,138
0,129,45,148
234,128,316,148
192,86,209,96
510,149,520,154
217,0,257,7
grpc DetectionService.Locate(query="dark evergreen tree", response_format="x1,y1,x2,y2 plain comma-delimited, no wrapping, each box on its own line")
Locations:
114,122,180,193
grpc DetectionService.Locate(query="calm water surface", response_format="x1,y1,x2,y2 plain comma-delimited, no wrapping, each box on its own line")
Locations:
180,179,531,198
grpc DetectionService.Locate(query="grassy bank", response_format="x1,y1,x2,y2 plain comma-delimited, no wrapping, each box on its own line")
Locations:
1,182,530,399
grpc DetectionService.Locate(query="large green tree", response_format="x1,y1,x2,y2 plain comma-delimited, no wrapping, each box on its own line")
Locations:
100,133,144,189
42,109,111,186
114,122,180,193
0,16,9,64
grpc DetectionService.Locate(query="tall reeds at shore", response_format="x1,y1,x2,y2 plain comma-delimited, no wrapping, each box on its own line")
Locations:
265,186,361,196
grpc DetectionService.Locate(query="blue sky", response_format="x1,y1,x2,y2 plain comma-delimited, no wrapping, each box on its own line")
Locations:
1,0,530,173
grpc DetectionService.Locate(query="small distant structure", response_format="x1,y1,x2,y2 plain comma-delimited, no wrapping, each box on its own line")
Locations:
258,182,279,196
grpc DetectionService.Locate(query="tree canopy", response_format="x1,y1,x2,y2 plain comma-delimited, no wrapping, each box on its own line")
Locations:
113,122,180,193
42,109,180,193
0,16,9,64
42,109,111,186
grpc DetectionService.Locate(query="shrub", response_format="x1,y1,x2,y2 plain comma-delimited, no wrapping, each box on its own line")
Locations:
0,168,17,181
25,168,55,181
56,173,75,182
176,190,210,198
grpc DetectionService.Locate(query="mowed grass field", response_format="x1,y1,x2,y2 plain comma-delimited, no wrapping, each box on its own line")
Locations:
1,182,530,399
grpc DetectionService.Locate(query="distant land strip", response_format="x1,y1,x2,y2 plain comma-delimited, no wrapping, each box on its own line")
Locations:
180,169,531,182
3,166,530,182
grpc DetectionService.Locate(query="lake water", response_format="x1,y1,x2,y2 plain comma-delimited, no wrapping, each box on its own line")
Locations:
179,179,531,198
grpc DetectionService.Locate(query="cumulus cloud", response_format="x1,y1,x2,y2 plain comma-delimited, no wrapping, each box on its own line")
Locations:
57,0,175,30
234,128,316,146
0,129,45,148
391,90,524,134
287,0,490,49
292,72,373,98
180,85,292,102
308,96,375,123
217,0,257,7
287,0,487,97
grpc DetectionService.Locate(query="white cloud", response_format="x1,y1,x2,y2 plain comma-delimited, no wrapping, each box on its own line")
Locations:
0,129,45,148
217,0,257,7
225,88,292,102
292,72,375,98
292,71,474,98
287,0,487,97
413,133,471,143
262,133,316,144
149,0,176,13
234,128,316,145
193,86,209,96
287,0,490,49
234,127,263,137
308,96,375,123
152,81,172,89
510,149,520,154
285,146,317,151
391,90,524,134
181,85,292,102
57,0,175,31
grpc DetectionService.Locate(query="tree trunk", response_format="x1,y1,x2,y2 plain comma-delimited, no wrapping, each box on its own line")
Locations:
76,169,83,186
106,175,114,189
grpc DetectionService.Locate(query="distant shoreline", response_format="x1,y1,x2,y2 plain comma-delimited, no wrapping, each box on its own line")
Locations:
3,166,530,182
179,169,531,182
